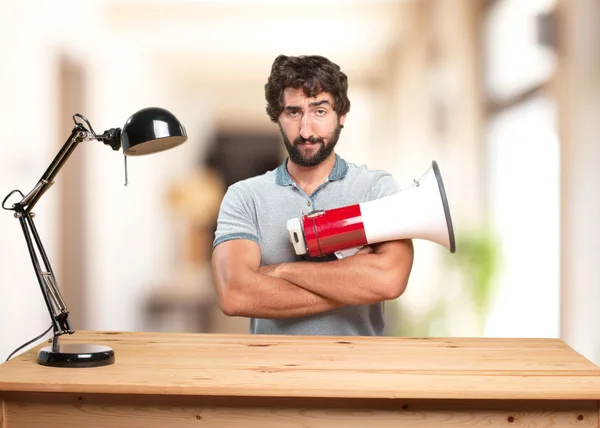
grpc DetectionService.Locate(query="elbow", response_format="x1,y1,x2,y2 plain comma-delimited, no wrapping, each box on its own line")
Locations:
379,260,413,300
218,293,239,317
380,240,414,300
216,279,245,317
381,275,409,300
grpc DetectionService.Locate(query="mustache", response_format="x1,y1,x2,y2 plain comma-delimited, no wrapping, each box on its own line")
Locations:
293,135,324,145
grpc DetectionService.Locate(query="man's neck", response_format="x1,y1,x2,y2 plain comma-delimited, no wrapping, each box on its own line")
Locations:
287,153,336,196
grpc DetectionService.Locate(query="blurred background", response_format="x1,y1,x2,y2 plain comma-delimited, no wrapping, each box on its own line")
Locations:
1,0,599,365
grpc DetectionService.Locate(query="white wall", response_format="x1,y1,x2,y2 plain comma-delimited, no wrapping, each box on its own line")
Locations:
82,43,212,332
485,95,560,338
558,0,600,365
0,0,87,361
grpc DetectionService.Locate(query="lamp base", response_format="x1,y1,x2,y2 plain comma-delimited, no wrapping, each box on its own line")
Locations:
38,344,115,368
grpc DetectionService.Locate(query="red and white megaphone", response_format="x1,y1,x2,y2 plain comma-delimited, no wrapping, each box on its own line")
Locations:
286,160,456,258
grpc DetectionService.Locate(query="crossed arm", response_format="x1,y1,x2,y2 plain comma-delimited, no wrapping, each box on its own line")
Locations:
211,238,414,319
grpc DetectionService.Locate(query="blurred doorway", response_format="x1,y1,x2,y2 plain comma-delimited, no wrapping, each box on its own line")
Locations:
482,0,560,338
57,54,87,329
205,131,283,188
143,130,283,334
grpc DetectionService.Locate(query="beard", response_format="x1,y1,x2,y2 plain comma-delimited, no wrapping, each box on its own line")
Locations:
280,122,344,167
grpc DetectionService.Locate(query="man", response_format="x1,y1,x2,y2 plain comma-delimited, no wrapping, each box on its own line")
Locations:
211,54,414,336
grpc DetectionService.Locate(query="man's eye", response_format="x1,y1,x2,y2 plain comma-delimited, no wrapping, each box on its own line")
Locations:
315,109,326,116
288,111,300,117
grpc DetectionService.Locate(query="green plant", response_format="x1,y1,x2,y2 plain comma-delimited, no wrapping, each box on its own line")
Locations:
393,228,501,337
449,229,501,332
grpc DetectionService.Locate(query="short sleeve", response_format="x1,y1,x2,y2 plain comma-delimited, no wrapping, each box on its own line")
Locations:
365,173,402,202
212,183,259,250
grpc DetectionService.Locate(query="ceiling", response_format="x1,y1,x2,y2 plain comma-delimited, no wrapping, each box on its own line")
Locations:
98,0,417,130
103,0,416,86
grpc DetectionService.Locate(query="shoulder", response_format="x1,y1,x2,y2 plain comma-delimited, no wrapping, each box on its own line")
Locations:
225,169,278,199
343,161,401,200
346,161,393,180
345,161,398,187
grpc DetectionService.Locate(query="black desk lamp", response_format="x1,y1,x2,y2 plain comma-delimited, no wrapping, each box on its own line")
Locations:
2,107,187,368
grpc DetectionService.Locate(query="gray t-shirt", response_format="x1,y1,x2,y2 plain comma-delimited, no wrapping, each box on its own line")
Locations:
212,153,401,336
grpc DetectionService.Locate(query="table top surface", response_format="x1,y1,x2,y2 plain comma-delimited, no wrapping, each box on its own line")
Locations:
1,331,600,400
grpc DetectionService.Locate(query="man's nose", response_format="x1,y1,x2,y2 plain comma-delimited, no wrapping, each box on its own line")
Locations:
299,115,314,140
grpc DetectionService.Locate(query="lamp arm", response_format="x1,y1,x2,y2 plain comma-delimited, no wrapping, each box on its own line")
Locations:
16,125,86,214
0,124,88,344
1,114,123,347
7,115,122,215
18,212,73,341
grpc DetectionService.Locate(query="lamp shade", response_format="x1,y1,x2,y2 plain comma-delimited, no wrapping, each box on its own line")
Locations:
121,107,187,156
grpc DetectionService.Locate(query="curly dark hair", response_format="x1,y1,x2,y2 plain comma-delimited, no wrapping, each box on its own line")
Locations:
264,54,351,122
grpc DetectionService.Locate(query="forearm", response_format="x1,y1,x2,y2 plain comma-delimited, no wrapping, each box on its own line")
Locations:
220,271,345,319
274,255,386,305
273,241,413,305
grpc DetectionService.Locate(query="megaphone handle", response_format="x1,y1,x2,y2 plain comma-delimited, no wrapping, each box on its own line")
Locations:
334,247,363,259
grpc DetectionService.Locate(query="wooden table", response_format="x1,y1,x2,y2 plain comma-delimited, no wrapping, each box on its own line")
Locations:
1,331,600,427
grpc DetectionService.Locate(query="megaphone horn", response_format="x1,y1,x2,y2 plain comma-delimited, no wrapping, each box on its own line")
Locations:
286,160,456,258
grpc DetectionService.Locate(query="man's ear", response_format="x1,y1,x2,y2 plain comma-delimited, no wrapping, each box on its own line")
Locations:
339,114,347,126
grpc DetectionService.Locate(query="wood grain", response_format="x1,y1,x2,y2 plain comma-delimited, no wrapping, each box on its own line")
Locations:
1,331,600,400
3,393,598,428
0,397,5,428
1,332,600,428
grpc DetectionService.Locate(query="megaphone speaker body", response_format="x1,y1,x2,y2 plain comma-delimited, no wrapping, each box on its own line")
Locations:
286,160,456,258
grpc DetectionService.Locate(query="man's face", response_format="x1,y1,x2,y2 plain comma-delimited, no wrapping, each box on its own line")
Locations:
278,88,346,167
